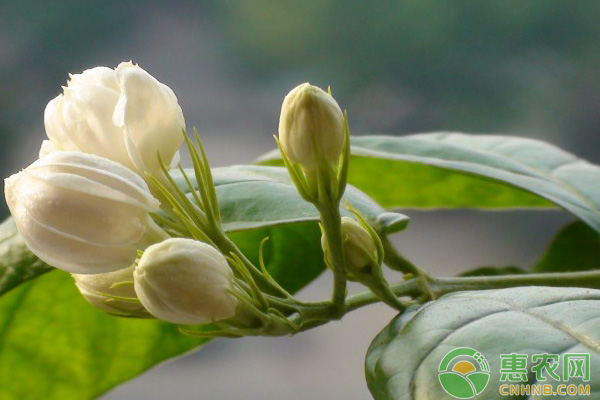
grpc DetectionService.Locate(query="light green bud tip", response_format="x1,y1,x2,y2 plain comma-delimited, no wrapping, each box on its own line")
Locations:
278,82,344,170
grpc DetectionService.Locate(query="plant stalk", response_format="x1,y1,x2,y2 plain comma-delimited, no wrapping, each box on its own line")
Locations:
318,202,347,318
430,270,600,298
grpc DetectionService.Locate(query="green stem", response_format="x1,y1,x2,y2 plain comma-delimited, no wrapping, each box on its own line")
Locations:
293,270,600,332
430,270,600,298
362,277,407,311
288,278,422,332
291,270,600,333
345,278,422,312
382,237,433,300
213,231,292,299
382,236,422,276
318,202,347,318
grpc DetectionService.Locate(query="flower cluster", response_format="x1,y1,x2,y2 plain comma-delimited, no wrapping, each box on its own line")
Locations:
4,62,240,325
4,64,397,336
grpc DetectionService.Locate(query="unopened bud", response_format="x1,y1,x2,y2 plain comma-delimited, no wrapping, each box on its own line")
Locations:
4,151,166,274
73,266,147,316
322,217,378,279
133,238,239,325
278,83,344,170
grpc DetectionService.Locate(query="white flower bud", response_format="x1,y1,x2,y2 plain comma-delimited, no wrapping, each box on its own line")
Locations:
134,238,238,325
322,217,378,276
4,151,165,274
278,83,344,170
73,266,146,316
43,61,185,178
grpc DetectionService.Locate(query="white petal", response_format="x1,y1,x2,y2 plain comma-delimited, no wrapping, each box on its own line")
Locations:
115,64,185,176
68,66,119,91
44,95,82,152
38,140,59,158
27,152,159,210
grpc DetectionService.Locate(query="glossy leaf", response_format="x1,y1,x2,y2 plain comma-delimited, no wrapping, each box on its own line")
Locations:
258,133,600,231
206,165,390,232
366,287,600,400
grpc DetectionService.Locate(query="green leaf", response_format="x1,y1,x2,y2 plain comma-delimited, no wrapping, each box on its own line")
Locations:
0,271,204,400
534,221,600,273
0,218,52,296
366,287,600,400
258,133,600,231
207,165,389,232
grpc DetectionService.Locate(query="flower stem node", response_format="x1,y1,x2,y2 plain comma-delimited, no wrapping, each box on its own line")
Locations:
323,216,404,310
42,61,185,180
133,238,239,325
72,266,149,317
277,83,350,204
4,151,167,274
323,217,379,281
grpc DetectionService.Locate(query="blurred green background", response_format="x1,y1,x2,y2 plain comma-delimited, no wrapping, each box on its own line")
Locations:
3,1,600,201
1,1,598,399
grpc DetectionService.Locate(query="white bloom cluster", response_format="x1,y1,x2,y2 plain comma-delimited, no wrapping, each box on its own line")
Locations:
4,71,354,330
4,62,238,324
